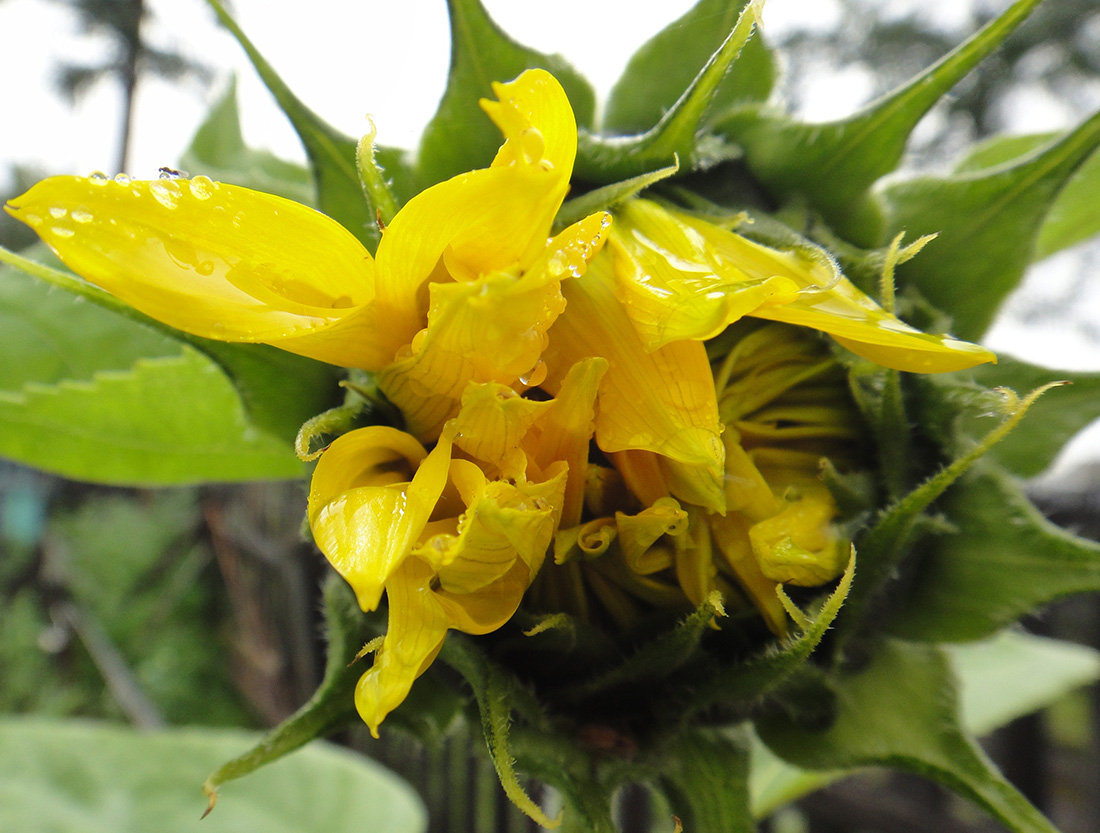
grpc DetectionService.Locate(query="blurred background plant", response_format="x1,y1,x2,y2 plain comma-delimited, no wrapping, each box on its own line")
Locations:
2,1,1100,832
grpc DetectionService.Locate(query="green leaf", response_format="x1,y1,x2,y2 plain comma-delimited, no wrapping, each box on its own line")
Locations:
656,728,754,833
416,0,596,187
750,631,1100,818
552,162,678,234
575,2,762,183
204,0,413,252
0,718,425,833
603,0,774,134
881,108,1100,340
917,356,1100,478
204,575,382,804
888,465,1100,643
755,639,1060,833
178,77,315,205
714,0,1045,244
947,631,1100,735
954,132,1100,261
0,248,337,485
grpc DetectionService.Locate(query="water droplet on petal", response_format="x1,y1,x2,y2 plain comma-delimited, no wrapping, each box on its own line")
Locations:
212,322,226,336
113,173,131,185
88,171,109,184
519,361,547,387
50,226,75,238
231,211,245,229
196,261,215,276
70,209,93,224
188,175,214,200
22,213,43,227
149,180,181,210
600,214,612,229
48,206,66,219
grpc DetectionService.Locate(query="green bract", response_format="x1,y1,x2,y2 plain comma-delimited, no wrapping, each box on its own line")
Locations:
3,1,1100,832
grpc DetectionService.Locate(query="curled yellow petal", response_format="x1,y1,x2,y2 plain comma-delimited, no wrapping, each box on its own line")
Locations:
544,255,725,499
7,175,391,368
308,428,452,611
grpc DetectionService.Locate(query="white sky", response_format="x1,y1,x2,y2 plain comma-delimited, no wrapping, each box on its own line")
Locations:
2,0,1099,469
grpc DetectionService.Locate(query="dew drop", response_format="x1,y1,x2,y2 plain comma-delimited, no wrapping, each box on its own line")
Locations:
589,236,602,247
600,214,612,229
22,213,43,227
231,211,245,229
71,209,93,224
188,175,214,200
196,261,215,277
519,361,547,387
212,322,226,335
48,206,67,219
88,171,109,184
50,226,75,238
113,173,132,185
149,180,181,210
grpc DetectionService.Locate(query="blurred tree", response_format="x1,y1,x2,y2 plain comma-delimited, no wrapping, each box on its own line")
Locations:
47,0,213,172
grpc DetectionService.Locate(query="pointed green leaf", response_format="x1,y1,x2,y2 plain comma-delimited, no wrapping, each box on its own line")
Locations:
750,631,1100,818
916,356,1100,478
882,109,1100,339
204,575,382,805
656,729,754,833
0,248,337,485
552,161,678,234
954,132,1100,261
715,0,1045,243
889,465,1100,643
756,639,1060,833
574,2,762,182
178,77,315,205
416,0,596,187
205,0,413,251
603,0,774,134
0,719,426,833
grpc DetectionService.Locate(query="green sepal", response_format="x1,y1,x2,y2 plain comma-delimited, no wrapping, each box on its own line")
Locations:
415,0,596,188
0,245,338,485
178,77,314,205
888,464,1100,643
438,634,559,829
552,161,679,234
574,1,762,183
685,553,854,720
836,384,1060,644
202,574,384,812
915,356,1100,479
204,0,413,252
559,592,725,705
713,0,1044,244
755,639,1061,833
654,728,754,833
603,0,774,135
880,108,1100,340
749,631,1100,818
954,132,1100,261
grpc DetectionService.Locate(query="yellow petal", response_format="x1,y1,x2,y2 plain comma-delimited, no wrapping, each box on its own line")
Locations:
482,68,578,179
355,556,450,737
666,204,996,373
749,482,847,586
616,497,687,575
7,175,392,368
373,70,581,342
610,199,800,350
308,429,452,611
710,513,788,636
524,357,608,528
449,382,553,477
379,212,610,442
544,255,725,495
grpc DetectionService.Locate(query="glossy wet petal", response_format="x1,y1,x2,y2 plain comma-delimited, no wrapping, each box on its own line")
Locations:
7,175,391,368
308,428,452,611
543,255,725,503
372,70,579,344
